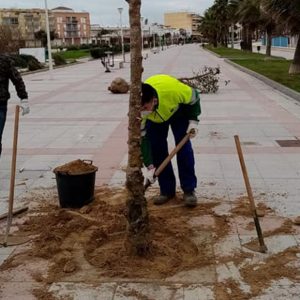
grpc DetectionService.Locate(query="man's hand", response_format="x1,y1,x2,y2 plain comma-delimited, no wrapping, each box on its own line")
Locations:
187,120,198,138
145,164,156,184
20,99,30,116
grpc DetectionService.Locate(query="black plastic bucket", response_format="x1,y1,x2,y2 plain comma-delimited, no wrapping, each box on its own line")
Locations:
53,160,98,208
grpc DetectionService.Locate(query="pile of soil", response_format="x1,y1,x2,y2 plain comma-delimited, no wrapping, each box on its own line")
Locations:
1,188,224,283
1,188,299,299
108,77,130,94
53,159,98,175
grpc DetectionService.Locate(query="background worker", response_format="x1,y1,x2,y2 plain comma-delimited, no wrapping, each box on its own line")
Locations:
141,74,201,207
0,55,30,158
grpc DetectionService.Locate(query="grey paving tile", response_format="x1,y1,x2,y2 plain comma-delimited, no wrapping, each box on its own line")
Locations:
252,280,300,300
183,285,214,300
49,282,116,300
114,282,184,300
0,282,41,300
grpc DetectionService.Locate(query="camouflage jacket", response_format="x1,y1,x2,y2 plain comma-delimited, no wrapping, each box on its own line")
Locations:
0,55,28,105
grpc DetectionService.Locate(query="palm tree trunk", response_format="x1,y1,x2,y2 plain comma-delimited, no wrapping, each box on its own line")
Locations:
289,35,300,74
125,0,151,256
266,28,272,57
241,26,247,50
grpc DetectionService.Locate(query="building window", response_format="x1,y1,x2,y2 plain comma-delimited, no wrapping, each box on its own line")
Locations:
81,17,86,24
2,17,19,25
57,17,63,23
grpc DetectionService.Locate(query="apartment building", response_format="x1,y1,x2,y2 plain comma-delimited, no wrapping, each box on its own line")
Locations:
51,6,90,46
164,12,201,40
0,8,55,47
0,7,90,48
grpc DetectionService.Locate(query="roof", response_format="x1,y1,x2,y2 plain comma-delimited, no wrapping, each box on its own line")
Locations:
51,6,74,11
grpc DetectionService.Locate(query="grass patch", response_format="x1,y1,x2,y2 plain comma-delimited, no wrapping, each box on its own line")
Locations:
206,46,285,60
232,59,300,92
59,49,91,60
206,46,300,93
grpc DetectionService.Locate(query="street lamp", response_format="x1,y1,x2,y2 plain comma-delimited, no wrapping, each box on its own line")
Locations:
117,7,125,62
44,0,53,72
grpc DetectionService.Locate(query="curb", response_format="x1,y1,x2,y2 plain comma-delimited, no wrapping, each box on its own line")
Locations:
224,58,300,103
201,46,222,58
21,60,83,76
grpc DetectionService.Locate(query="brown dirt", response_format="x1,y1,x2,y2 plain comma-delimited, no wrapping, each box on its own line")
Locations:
53,159,98,175
293,216,300,225
214,280,250,300
32,289,58,300
0,187,223,282
264,219,295,237
122,288,154,300
1,187,300,299
240,247,300,297
231,196,273,217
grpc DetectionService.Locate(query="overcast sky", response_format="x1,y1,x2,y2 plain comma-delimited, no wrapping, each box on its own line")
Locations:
1,0,215,26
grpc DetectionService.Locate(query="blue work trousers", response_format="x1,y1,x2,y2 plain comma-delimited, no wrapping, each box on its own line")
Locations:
146,113,197,196
0,105,7,158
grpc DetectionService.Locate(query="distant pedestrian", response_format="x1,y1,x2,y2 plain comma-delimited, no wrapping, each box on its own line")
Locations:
141,74,201,207
0,55,30,158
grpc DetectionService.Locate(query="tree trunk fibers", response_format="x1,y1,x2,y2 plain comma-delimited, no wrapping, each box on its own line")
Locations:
266,28,272,57
289,36,300,75
125,0,151,256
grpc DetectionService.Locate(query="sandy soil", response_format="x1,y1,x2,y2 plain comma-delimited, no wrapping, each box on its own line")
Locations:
0,187,299,300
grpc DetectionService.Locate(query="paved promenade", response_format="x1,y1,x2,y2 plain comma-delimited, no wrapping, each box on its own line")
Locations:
0,44,300,299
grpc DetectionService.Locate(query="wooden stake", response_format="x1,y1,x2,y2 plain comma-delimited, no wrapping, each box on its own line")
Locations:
3,106,20,247
234,135,267,253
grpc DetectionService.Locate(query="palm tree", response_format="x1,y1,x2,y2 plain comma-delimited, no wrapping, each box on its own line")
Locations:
199,8,219,47
213,0,231,46
230,0,261,51
125,0,151,255
262,0,300,74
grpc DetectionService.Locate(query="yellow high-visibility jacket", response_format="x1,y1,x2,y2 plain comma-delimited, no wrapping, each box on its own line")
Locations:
141,74,201,167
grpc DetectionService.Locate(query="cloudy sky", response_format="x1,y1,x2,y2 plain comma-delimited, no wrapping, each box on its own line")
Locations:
1,0,215,26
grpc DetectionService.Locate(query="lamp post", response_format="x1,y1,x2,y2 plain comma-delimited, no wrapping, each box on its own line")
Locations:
44,0,53,72
117,7,125,62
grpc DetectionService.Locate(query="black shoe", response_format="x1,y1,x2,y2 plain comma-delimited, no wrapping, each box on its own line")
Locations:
153,194,175,205
183,191,197,207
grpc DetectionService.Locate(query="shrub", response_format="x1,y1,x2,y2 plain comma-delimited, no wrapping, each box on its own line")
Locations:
53,53,66,65
66,45,79,51
79,43,90,49
27,58,43,71
90,48,107,59
9,54,28,68
124,44,130,52
10,54,43,70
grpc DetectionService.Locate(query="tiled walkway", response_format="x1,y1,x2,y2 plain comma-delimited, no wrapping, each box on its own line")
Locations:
0,44,300,299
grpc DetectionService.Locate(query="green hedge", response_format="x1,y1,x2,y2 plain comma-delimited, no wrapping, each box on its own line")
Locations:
53,53,67,65
90,44,130,59
9,54,43,70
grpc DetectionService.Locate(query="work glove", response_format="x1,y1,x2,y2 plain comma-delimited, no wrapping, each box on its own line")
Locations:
145,164,156,184
187,120,198,138
20,99,30,116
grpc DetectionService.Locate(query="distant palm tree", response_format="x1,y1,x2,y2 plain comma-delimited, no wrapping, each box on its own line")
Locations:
213,0,230,46
230,0,261,51
262,0,300,74
199,8,219,47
